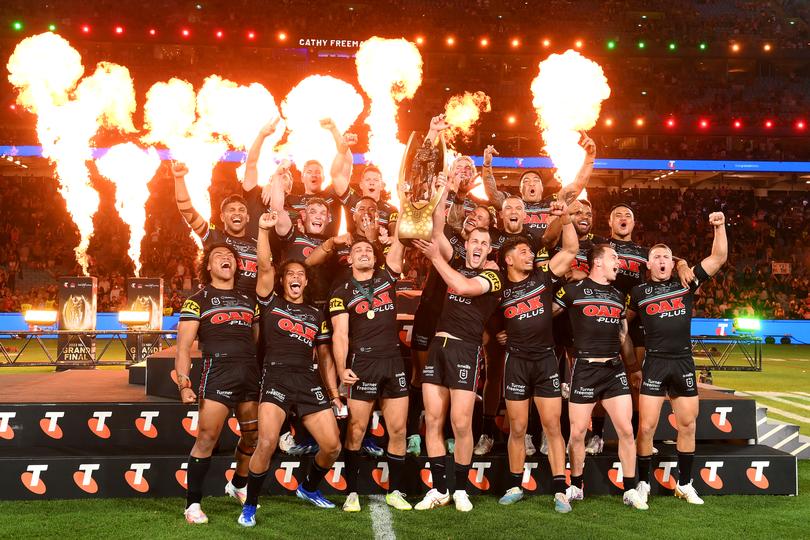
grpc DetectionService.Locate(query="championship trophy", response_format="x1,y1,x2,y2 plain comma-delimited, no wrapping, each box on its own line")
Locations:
396,131,447,245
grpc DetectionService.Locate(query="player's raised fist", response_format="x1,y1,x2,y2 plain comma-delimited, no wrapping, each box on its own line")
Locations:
320,117,337,130
550,200,567,216
483,145,499,166
259,211,278,230
709,212,725,226
171,161,189,178
430,114,450,132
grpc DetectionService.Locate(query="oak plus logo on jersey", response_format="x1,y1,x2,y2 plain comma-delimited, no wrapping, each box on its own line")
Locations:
370,410,385,438
175,462,188,489
210,310,254,325
182,411,199,437
88,411,113,439
355,292,394,315
125,463,151,493
747,461,770,489
654,461,678,490
275,461,300,491
373,461,389,490
73,463,101,494
40,411,65,439
582,305,622,319
136,411,159,438
0,411,17,440
608,462,625,490
326,461,347,490
711,406,733,433
468,461,492,491
503,296,545,320
21,464,48,494
521,462,538,491
700,461,724,489
644,297,686,317
618,258,642,274
278,318,317,343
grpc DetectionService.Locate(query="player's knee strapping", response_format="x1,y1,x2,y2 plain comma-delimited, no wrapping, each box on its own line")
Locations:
236,420,258,456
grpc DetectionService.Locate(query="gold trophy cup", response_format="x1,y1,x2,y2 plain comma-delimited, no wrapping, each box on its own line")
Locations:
397,131,447,245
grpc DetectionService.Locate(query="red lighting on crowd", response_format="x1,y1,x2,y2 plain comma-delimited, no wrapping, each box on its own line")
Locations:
574,39,584,49
511,38,520,48
247,31,256,40
733,119,743,129
181,28,190,38
604,117,614,127
480,37,489,47
278,32,287,42
796,120,806,131
114,26,124,35
542,38,551,47
666,117,676,128
215,30,224,39
764,119,774,129
9,104,16,111
699,118,709,129
81,25,91,34
415,36,424,45
446,36,455,46
148,28,156,36
507,115,517,125
635,117,645,127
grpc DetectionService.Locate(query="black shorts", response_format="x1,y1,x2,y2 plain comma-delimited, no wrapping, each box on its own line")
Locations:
412,303,441,351
641,354,698,398
629,317,645,348
503,350,561,400
348,353,409,401
569,358,630,404
260,366,331,417
422,337,482,392
199,356,260,408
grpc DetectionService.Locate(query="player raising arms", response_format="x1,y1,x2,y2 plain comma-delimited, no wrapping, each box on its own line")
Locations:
176,243,260,524
238,212,343,527
629,212,727,506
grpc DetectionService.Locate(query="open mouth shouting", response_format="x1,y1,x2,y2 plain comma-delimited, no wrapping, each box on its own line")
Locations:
470,248,483,266
289,280,302,294
220,260,232,270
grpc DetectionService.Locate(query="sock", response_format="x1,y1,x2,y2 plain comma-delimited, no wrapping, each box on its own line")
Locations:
454,462,471,492
245,470,267,506
303,460,330,492
429,456,447,494
231,473,248,489
638,454,652,484
186,455,211,507
591,416,605,438
508,472,523,490
678,451,695,485
344,449,361,493
407,385,423,436
386,451,406,493
624,475,638,491
552,475,568,494
482,415,498,438
571,474,584,489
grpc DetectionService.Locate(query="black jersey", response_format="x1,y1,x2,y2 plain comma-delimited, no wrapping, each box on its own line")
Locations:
629,264,710,355
417,225,467,307
257,292,330,370
275,228,333,304
339,187,398,231
554,277,625,357
201,226,258,297
501,267,559,354
609,238,650,296
286,186,342,237
180,285,257,358
490,227,542,267
436,265,503,345
537,233,608,277
328,266,399,355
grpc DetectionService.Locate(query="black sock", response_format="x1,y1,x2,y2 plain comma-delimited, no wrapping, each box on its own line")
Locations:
407,385,423,436
386,451,406,493
638,454,652,484
454,462,471,492
678,451,695,485
508,472,522,490
231,473,248,489
482,415,498,438
571,474,584,489
591,416,605,438
429,456,447,494
186,455,211,507
344,449,361,493
552,475,568,494
624,475,638,491
303,460,330,492
245,470,267,506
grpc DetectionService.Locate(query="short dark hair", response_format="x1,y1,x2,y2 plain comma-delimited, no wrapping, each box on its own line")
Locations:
305,197,329,210
587,243,612,270
578,199,592,208
472,205,496,228
467,227,493,244
609,203,634,215
275,259,311,300
518,170,543,183
199,242,240,285
350,237,381,264
500,235,533,259
220,194,247,213
355,196,379,211
362,165,382,178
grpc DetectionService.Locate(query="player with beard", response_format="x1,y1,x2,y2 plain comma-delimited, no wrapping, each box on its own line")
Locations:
177,243,260,524
330,230,412,512
173,162,258,297
552,245,647,511
478,136,595,250
629,213,727,507
411,211,503,512
238,212,343,527
496,200,578,512
173,163,260,504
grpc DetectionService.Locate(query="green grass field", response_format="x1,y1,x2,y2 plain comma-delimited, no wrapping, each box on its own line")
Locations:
0,461,807,540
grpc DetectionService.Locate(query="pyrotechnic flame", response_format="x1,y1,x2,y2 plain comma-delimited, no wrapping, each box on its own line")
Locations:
444,91,491,143
355,37,423,207
7,33,137,274
530,50,610,187
280,75,364,187
96,143,161,276
337,206,348,236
